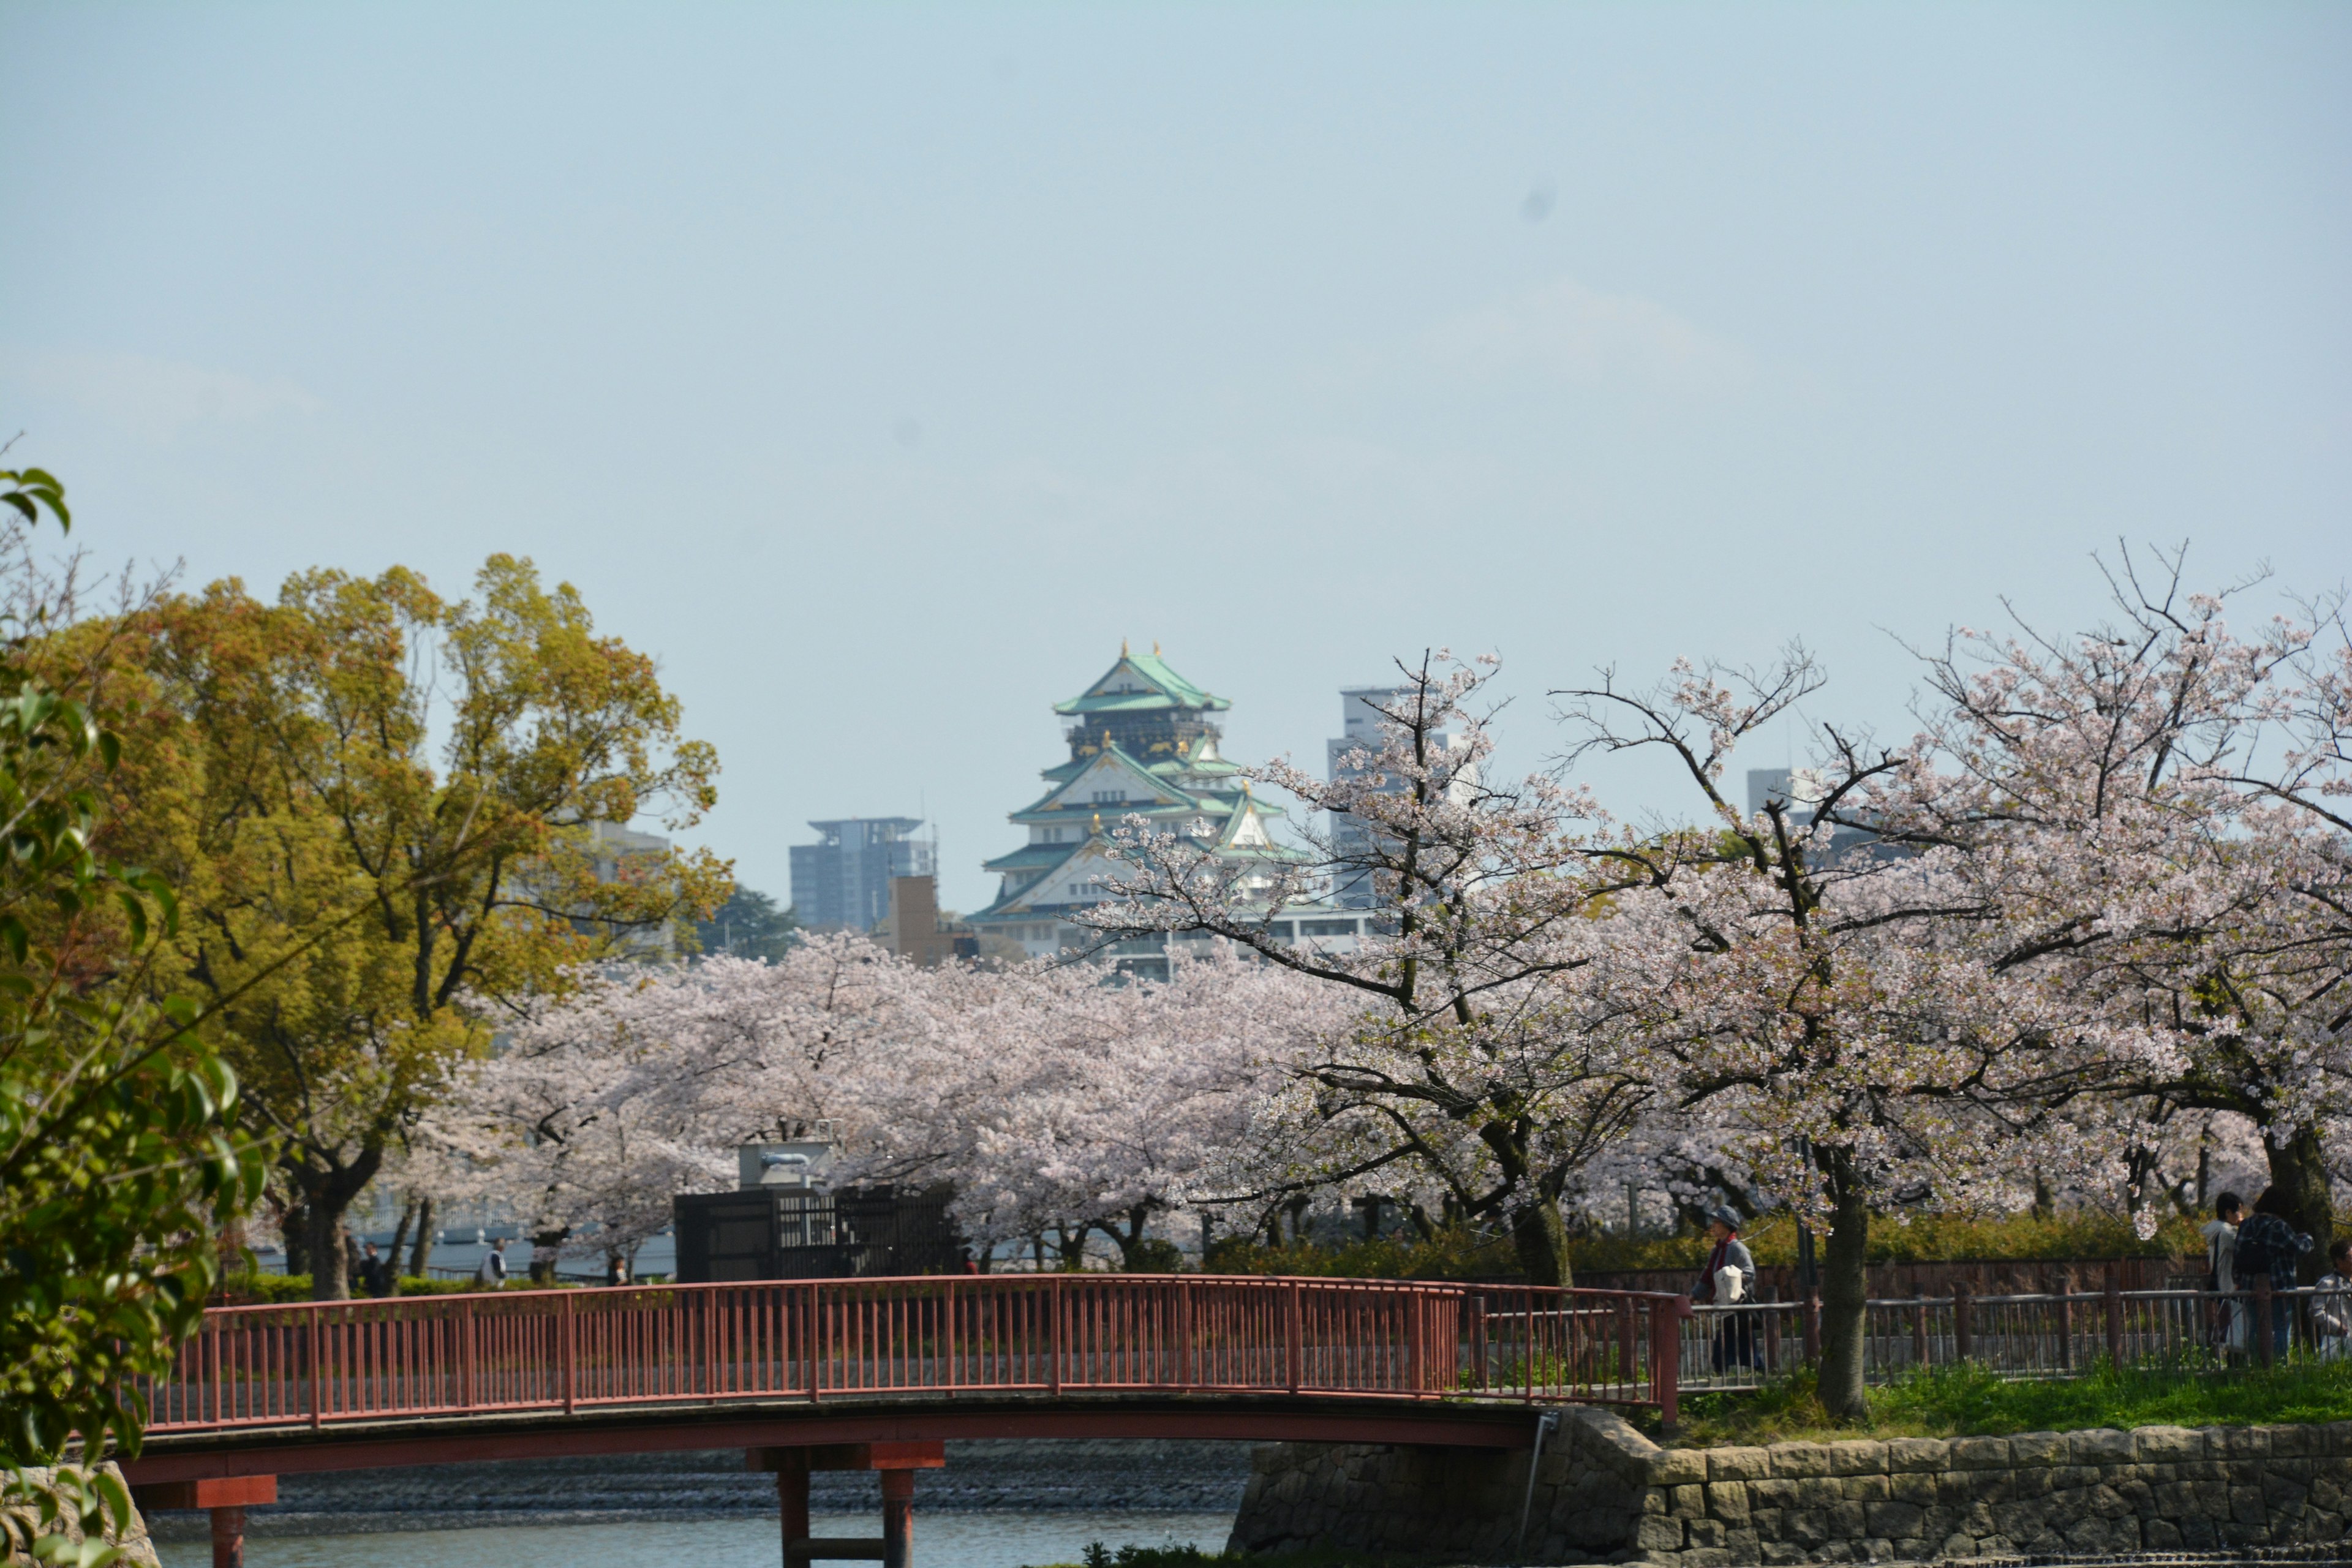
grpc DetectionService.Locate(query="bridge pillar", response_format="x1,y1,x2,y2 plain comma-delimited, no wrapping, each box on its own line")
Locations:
129,1474,276,1568
750,1441,944,1568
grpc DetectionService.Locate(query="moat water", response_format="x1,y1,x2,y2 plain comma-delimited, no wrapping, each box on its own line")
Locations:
144,1441,1250,1567
152,1510,1236,1567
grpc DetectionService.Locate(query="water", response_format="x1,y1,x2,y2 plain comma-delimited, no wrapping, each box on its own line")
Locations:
152,1510,1234,1567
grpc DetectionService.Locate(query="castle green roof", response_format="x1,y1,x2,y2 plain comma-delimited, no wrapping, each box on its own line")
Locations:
1053,650,1231,717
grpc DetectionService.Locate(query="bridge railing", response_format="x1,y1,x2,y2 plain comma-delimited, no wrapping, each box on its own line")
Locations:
138,1276,1690,1436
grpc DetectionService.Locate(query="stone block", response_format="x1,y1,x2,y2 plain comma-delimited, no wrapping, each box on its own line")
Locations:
1644,1489,1670,1514
1940,1468,2008,1507
2268,1424,2313,1457
1824,1500,1865,1539
1885,1438,1949,1472
1710,1448,1771,1482
1864,1500,1923,1537
1789,1477,1842,1508
1948,1436,2012,1469
1758,1543,1806,1565
1681,1550,1734,1568
1839,1476,1887,1502
1687,1518,1728,1548
1673,1484,1708,1518
1724,1526,1761,1566
2129,1424,2198,1463
1863,1537,1896,1561
2008,1430,2065,1465
1938,1531,1979,1558
1651,1449,1711,1487
1782,1510,1827,1547
1707,1482,1752,1525
2088,1482,2133,1520
2143,1515,2184,1549
1637,1516,1687,1551
2067,1428,2132,1464
1825,1441,1885,1476
1888,1471,1937,1506
1748,1477,1796,1509
1766,1443,1833,1479
2231,1484,2267,1526
2222,1426,2272,1458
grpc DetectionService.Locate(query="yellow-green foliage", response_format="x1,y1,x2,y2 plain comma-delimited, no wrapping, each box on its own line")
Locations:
1569,1210,2212,1273
1207,1211,2213,1282
220,1273,522,1303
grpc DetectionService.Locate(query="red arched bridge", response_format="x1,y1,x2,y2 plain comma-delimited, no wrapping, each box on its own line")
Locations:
121,1275,1689,1568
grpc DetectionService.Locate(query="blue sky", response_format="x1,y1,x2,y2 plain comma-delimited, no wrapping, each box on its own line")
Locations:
3,3,2346,914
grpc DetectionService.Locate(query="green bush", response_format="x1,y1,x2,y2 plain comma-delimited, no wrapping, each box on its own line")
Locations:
1575,1210,2211,1274
1204,1210,2217,1283
216,1273,526,1303
1204,1229,1519,1281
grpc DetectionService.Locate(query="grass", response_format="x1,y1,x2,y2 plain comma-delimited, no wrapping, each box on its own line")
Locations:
1670,1357,2352,1448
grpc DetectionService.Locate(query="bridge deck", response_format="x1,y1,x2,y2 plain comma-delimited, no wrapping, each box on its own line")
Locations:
121,1273,1688,1483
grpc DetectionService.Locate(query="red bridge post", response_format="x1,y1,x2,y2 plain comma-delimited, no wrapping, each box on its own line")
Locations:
130,1475,276,1568
881,1468,915,1568
753,1441,942,1567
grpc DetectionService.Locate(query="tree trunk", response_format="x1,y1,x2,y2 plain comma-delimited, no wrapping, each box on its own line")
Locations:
2265,1125,2334,1286
304,1204,351,1301
292,1150,383,1301
388,1199,417,1280
1813,1158,1872,1421
530,1228,567,1285
406,1196,435,1278
1510,1200,1574,1289
281,1200,311,1280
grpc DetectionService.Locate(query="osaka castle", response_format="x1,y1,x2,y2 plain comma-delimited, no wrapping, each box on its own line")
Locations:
969,644,1365,967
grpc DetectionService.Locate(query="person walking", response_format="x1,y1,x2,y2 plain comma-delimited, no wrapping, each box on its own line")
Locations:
2234,1188,2313,1360
1691,1205,1760,1374
477,1237,510,1289
2312,1239,2352,1362
356,1240,394,1298
2202,1193,2245,1355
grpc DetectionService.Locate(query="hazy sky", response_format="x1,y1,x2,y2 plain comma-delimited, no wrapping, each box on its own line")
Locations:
4,4,2346,914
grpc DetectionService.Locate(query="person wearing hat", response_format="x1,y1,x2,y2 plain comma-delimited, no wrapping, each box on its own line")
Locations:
1692,1204,1762,1374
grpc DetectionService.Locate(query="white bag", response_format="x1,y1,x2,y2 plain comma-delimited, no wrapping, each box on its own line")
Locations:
1715,1265,1746,1303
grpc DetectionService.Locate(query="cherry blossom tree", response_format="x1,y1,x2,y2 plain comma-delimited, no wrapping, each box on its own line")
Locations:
1085,653,1660,1287
1874,552,2352,1276
1551,647,2143,1418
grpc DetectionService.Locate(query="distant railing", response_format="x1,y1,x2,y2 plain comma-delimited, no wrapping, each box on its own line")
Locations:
1682,1280,2343,1390
138,1276,1695,1438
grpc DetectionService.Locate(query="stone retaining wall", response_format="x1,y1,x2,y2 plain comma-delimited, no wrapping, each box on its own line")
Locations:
1227,1412,2352,1564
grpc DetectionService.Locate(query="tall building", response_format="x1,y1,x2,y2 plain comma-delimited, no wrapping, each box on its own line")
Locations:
968,644,1346,967
790,817,934,932
1325,686,1471,908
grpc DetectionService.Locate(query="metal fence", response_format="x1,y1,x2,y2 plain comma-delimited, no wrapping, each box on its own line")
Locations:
1681,1280,2343,1390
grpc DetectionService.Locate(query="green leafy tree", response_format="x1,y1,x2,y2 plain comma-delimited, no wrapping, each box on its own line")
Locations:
91,556,729,1298
0,462,265,1563
693,884,799,961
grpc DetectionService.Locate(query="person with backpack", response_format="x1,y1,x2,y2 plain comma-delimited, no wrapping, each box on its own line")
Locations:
2233,1188,2313,1360
476,1236,510,1289
2202,1193,2245,1354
